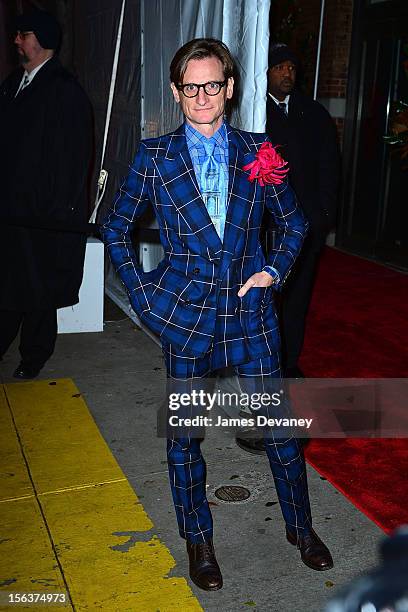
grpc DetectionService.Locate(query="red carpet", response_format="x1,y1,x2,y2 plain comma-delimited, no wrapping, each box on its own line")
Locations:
300,247,408,533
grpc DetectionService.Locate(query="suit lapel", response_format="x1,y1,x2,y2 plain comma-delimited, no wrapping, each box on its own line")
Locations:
3,69,24,101
12,57,59,104
153,124,223,259
218,125,258,278
288,91,303,119
153,123,259,272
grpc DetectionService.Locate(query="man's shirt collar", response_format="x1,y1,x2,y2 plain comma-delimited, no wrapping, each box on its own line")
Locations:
25,57,53,80
268,92,290,108
185,121,228,151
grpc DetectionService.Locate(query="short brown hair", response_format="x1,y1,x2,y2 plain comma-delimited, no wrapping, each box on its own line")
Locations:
170,38,234,85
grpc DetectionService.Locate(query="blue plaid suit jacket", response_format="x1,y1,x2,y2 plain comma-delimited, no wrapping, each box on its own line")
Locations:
101,123,308,363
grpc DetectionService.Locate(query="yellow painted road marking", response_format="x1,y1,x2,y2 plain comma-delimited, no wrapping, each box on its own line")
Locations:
0,496,66,596
5,379,125,494
0,385,32,502
0,383,69,609
0,379,203,611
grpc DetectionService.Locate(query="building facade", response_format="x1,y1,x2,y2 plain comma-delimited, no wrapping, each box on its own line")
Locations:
271,0,408,269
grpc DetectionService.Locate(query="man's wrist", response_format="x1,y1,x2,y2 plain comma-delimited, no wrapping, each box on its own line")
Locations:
262,265,280,285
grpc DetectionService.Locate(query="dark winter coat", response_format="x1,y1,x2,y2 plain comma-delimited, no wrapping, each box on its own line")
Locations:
0,56,93,311
266,90,339,249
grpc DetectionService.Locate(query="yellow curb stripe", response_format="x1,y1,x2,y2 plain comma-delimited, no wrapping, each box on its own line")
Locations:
0,497,68,597
5,379,125,494
1,379,203,611
0,479,131,505
0,382,69,608
0,494,36,504
0,384,33,501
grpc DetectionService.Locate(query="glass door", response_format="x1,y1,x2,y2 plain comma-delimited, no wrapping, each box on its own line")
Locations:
339,2,408,269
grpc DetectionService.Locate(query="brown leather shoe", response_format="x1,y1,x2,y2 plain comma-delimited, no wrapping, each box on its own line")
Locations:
286,528,333,571
186,540,223,591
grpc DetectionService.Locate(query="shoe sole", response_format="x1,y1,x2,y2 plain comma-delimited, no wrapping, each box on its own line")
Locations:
13,373,39,380
301,558,333,571
190,577,223,591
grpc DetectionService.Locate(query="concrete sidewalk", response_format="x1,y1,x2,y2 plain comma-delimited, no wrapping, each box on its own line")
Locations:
0,299,383,612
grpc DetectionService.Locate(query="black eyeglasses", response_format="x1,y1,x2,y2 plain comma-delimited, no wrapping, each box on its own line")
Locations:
177,80,227,98
16,31,35,39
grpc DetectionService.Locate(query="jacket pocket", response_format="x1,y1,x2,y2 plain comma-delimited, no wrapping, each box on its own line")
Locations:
239,286,279,347
241,286,274,312
138,266,212,336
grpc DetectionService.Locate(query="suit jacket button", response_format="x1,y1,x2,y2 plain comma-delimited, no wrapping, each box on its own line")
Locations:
193,267,200,275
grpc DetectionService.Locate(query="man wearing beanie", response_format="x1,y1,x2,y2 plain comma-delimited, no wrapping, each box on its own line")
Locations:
0,9,93,379
236,43,339,454
266,44,339,377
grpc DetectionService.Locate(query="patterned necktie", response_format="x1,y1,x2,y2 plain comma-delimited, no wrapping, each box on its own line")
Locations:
278,102,288,116
200,141,224,238
17,74,30,96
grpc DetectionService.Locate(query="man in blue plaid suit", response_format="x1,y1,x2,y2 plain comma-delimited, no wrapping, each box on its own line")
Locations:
101,38,333,591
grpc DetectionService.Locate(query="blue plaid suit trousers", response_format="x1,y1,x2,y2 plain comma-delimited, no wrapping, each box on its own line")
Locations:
164,343,312,544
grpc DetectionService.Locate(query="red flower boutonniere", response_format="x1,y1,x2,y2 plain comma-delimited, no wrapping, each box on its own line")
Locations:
242,141,289,186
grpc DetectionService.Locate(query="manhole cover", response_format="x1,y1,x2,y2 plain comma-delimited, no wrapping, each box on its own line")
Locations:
214,485,251,502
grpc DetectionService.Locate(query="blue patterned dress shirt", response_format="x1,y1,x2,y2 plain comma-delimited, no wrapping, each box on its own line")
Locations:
185,122,229,240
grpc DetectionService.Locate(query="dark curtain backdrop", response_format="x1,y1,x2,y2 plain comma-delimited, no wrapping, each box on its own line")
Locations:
0,0,19,81
72,0,142,223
